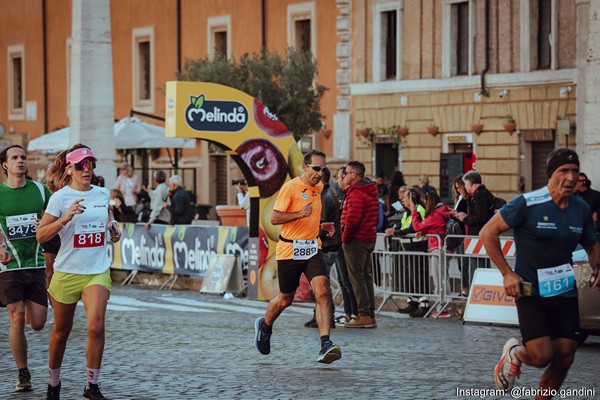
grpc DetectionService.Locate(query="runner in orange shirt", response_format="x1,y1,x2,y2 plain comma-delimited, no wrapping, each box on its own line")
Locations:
254,150,342,364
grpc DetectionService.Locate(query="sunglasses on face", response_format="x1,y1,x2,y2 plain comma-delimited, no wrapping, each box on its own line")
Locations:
72,159,96,171
306,164,328,173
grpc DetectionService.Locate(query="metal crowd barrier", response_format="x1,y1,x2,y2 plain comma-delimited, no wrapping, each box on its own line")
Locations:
371,233,443,316
441,234,516,307
368,233,516,316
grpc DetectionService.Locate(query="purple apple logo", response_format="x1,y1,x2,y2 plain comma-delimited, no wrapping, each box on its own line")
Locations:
236,139,288,198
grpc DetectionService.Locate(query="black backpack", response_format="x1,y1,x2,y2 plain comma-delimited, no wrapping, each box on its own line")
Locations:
445,218,464,250
489,195,506,215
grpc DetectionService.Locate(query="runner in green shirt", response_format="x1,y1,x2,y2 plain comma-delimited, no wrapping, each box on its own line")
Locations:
0,145,50,393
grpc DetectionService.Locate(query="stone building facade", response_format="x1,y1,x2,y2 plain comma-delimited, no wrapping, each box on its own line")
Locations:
0,0,339,207
343,0,582,201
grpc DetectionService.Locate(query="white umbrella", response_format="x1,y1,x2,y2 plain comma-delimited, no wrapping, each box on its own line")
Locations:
113,117,196,149
27,117,196,153
27,126,69,153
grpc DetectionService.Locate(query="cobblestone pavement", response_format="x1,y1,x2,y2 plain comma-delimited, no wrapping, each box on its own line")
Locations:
1,285,599,400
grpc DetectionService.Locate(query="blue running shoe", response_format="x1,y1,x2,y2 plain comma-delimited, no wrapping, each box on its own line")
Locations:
317,340,342,364
254,317,272,355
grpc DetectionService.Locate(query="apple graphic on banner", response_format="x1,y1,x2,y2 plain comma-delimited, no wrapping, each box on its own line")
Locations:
259,253,279,300
260,193,282,242
258,228,269,267
236,138,288,198
253,99,291,138
293,274,311,302
287,142,304,179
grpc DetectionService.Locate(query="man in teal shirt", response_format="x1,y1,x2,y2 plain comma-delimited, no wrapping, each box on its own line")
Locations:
0,145,51,393
481,148,600,394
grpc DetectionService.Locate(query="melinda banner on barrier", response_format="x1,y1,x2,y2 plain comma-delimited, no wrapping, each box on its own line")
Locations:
108,223,248,277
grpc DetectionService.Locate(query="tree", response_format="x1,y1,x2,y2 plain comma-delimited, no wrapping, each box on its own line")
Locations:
177,48,327,140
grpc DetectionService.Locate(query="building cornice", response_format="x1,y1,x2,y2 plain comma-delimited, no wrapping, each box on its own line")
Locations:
350,69,577,95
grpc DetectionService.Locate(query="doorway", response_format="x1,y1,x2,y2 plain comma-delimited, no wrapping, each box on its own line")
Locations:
374,140,399,180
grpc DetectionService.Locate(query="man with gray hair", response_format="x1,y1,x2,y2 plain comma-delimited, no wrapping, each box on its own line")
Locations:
168,175,193,225
145,170,171,229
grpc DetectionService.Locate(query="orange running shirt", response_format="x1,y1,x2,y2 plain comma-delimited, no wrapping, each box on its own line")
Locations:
274,177,323,260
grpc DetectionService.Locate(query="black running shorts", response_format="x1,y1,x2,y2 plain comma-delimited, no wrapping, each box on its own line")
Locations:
277,251,327,294
42,235,61,255
0,268,48,308
516,295,579,343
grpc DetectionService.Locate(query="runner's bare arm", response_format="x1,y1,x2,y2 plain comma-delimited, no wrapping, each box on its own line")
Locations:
107,208,121,243
480,212,522,296
0,230,11,264
271,203,313,225
36,199,85,243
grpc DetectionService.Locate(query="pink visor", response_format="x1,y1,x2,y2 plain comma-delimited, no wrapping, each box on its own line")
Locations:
66,148,97,166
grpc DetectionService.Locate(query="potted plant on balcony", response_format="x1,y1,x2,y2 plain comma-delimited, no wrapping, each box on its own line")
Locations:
355,127,374,146
396,126,410,138
503,115,517,134
427,125,439,137
470,123,484,136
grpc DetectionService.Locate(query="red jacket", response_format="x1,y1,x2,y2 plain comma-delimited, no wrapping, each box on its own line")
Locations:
341,180,379,244
411,204,450,251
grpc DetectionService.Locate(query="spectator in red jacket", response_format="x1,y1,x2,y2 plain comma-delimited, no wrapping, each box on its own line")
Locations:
407,190,451,317
340,161,380,328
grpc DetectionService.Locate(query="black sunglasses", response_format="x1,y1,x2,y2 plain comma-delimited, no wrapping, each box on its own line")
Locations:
306,164,328,173
73,159,96,171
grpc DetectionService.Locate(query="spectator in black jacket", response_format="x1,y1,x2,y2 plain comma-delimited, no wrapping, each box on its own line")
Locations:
452,171,493,273
168,175,193,225
452,171,494,236
576,172,600,238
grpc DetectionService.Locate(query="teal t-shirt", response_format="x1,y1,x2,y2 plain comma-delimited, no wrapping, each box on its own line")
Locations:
500,186,597,297
0,180,51,271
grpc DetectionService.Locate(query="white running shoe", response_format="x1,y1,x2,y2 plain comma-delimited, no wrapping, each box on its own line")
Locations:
494,337,522,390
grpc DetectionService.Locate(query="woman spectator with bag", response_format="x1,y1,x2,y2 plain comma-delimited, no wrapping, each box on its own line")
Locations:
450,175,471,296
406,190,451,317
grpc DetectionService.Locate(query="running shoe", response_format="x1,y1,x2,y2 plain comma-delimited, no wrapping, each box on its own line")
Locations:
317,340,342,364
15,368,32,392
46,382,61,400
254,317,272,355
494,337,522,390
83,383,110,400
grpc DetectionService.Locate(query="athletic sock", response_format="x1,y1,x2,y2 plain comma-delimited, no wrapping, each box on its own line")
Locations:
260,320,272,333
320,335,330,346
86,368,100,385
49,368,61,387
